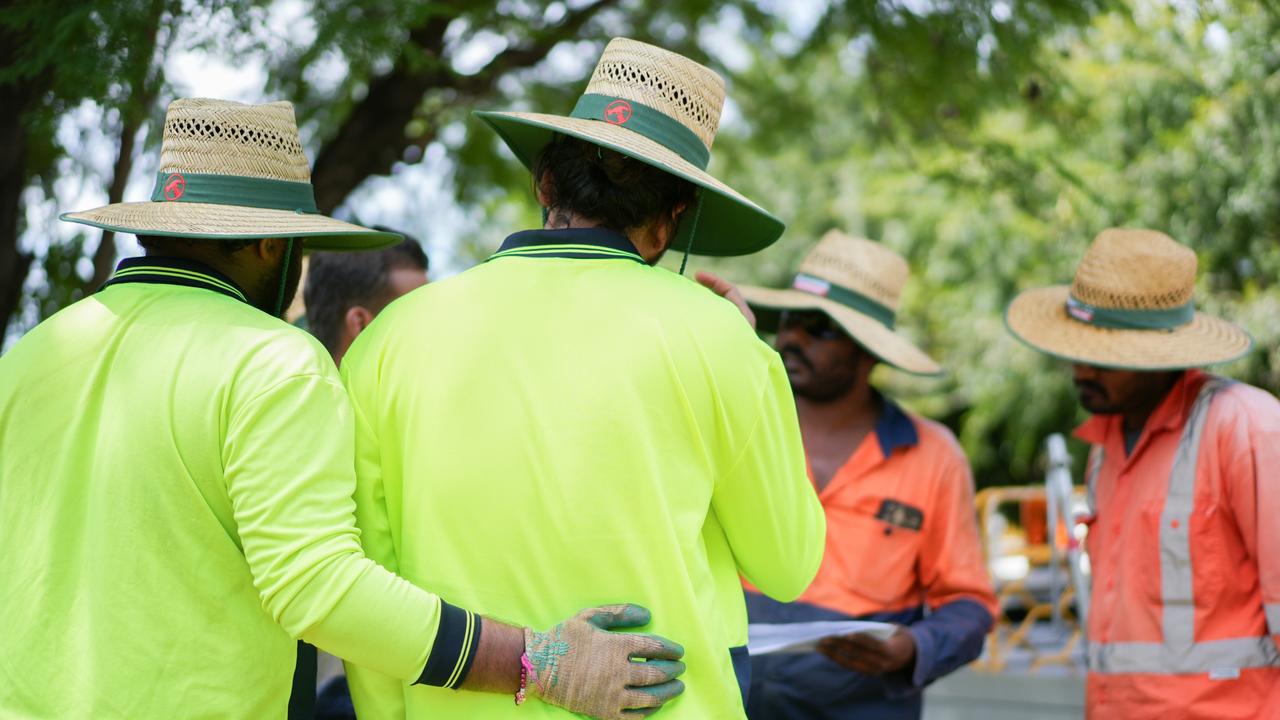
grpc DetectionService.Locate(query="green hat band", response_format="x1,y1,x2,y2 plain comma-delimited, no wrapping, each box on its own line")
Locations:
1065,294,1195,330
148,172,319,214
570,94,711,170
793,273,897,329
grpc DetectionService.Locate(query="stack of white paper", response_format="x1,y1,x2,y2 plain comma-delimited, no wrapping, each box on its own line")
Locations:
746,620,897,655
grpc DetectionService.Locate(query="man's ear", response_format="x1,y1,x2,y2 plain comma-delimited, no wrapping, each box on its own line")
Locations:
654,202,690,253
253,237,288,262
669,202,688,226
535,169,555,208
344,305,375,338
857,349,879,381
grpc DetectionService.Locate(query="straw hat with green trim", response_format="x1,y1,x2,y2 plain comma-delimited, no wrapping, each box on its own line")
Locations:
475,37,782,257
740,230,942,376
61,98,399,251
1006,228,1252,370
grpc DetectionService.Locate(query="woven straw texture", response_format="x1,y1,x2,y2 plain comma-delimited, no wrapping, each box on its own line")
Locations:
740,231,942,376
485,37,738,201
61,98,395,251
1007,228,1252,369
158,98,311,181
475,37,783,257
489,111,762,212
798,231,908,311
584,38,725,150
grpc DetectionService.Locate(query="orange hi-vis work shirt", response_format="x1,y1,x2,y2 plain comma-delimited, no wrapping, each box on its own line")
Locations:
745,398,997,718
798,403,995,620
1078,370,1280,720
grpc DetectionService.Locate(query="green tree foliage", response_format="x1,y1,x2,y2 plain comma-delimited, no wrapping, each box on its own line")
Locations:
703,0,1280,487
8,0,1277,492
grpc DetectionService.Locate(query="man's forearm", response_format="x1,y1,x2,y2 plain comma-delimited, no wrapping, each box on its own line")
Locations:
418,604,687,720
457,618,523,693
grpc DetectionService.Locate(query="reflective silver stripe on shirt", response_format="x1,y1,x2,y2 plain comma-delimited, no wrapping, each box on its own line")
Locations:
1267,604,1280,637
1088,635,1280,674
1159,377,1228,649
1085,445,1104,517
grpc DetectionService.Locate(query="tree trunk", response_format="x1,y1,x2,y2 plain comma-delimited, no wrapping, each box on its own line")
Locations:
86,0,169,292
0,42,39,349
310,12,455,214
310,0,620,214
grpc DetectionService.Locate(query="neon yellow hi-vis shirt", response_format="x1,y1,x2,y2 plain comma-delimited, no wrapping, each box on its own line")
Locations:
341,228,827,719
0,257,477,719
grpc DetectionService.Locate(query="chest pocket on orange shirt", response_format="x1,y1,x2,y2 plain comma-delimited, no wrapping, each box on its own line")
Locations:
1138,499,1231,607
832,496,924,606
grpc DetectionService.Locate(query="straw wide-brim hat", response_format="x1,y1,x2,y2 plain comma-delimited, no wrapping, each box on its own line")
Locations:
740,231,942,375
61,98,398,251
475,38,782,257
1006,228,1252,370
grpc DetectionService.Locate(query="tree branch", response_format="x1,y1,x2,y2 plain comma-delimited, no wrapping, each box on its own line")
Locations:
85,0,169,292
310,0,620,214
0,34,42,347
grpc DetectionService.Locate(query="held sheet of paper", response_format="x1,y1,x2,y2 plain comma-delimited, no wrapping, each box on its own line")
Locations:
747,621,897,655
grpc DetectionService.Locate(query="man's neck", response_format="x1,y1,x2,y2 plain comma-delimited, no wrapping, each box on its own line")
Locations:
144,248,267,310
543,209,664,263
544,209,601,231
795,384,880,434
1120,372,1182,437
795,382,881,491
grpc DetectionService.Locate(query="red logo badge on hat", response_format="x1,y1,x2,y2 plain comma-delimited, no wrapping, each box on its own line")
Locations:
163,173,186,201
604,99,632,125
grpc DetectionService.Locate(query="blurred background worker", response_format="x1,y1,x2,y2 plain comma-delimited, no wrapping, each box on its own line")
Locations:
303,230,429,366
1006,229,1280,719
739,231,997,720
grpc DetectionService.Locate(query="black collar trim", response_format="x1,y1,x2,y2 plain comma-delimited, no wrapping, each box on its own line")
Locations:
101,256,249,304
490,228,646,264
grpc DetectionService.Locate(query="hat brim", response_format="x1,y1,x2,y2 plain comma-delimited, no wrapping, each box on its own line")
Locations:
741,285,943,376
1006,285,1253,370
474,110,784,258
60,201,400,252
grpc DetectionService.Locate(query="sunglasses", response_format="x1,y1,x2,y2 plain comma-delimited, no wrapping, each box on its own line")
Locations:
779,310,847,341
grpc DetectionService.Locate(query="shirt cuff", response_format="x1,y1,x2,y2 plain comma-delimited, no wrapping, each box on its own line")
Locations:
414,601,482,689
875,625,932,699
906,623,936,688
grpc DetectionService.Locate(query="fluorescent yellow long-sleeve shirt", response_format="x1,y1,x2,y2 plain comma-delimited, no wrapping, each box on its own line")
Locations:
341,228,826,719
0,257,473,719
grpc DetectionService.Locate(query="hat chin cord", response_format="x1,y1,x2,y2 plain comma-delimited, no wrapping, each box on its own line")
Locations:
677,193,703,276
273,238,295,318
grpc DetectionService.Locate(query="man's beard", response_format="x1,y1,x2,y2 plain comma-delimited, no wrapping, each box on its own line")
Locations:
1074,379,1117,414
781,345,856,402
254,240,303,317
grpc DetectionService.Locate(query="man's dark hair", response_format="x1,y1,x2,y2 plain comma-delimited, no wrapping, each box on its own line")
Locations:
303,233,428,355
533,134,698,233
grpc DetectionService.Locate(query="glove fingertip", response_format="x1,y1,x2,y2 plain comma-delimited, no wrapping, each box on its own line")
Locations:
634,635,684,660
588,603,652,628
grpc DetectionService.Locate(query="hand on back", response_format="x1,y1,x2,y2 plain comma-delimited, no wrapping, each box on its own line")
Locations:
528,604,686,719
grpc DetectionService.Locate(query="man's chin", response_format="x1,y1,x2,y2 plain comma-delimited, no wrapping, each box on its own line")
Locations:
785,368,810,392
1077,395,1117,415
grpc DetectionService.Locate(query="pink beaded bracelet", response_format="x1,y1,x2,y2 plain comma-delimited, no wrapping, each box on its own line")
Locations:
514,652,536,705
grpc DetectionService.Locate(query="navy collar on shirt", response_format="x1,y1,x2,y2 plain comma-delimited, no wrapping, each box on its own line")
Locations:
490,227,647,264
874,394,919,456
100,256,250,304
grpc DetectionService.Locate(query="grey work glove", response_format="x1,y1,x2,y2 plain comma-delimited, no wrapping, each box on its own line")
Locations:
525,604,686,719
